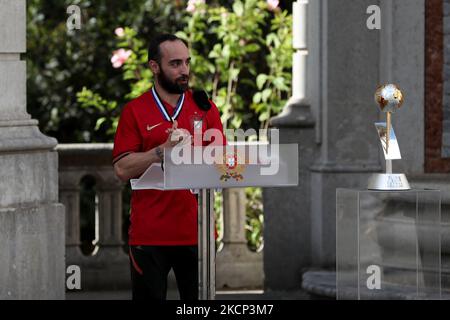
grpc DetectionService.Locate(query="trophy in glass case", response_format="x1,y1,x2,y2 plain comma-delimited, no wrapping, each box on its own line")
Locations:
367,84,411,190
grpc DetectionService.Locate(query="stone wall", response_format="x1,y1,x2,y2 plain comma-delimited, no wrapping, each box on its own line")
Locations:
426,0,450,170
444,0,450,158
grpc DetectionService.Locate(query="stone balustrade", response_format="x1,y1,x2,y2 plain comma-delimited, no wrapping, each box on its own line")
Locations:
57,143,128,290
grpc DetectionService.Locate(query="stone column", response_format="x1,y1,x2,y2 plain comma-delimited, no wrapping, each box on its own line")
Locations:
0,0,65,299
59,181,82,258
309,0,425,268
379,0,425,173
96,172,127,259
309,0,382,268
97,186,124,250
263,0,316,291
216,189,263,289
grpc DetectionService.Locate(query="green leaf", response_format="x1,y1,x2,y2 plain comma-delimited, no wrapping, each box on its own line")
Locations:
245,0,258,10
215,95,226,108
231,116,242,128
222,44,230,59
273,77,289,91
207,63,216,74
106,101,116,111
245,43,260,53
253,103,266,113
266,33,277,46
262,88,272,102
241,78,256,87
95,117,106,131
229,68,240,81
232,1,244,17
208,50,220,59
253,92,262,104
259,112,270,122
256,74,268,90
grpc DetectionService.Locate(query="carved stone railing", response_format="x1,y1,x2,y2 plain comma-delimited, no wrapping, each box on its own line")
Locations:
57,144,128,290
57,143,263,290
217,189,264,289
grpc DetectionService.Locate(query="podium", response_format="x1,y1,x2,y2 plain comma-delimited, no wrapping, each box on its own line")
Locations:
131,144,298,299
336,189,441,299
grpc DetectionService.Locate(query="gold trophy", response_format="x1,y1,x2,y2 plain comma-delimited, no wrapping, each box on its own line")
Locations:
367,84,411,190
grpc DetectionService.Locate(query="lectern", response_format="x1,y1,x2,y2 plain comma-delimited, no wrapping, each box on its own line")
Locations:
131,143,298,299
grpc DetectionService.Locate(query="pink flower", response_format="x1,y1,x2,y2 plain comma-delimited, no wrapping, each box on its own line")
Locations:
267,0,279,11
186,3,195,12
115,27,125,38
186,0,205,13
111,49,132,68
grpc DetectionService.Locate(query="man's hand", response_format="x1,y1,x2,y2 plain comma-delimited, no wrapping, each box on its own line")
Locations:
160,120,192,150
113,120,184,182
161,120,184,149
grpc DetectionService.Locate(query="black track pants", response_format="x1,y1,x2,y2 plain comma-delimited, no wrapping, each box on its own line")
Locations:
129,245,198,301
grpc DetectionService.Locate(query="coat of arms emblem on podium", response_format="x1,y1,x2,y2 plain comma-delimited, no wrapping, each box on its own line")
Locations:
215,152,247,182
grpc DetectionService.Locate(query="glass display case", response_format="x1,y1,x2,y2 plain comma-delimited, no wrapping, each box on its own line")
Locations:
336,189,441,300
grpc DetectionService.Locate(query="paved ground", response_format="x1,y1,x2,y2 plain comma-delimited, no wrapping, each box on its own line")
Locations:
302,270,449,300
66,289,313,300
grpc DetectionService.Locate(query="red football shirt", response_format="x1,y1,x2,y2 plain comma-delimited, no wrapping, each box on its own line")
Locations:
112,89,225,245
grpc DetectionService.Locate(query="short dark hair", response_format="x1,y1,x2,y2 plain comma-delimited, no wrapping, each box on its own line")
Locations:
147,33,188,64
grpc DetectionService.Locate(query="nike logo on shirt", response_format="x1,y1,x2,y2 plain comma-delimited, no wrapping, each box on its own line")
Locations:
147,122,162,132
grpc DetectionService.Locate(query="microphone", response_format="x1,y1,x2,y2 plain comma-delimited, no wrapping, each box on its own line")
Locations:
192,90,212,111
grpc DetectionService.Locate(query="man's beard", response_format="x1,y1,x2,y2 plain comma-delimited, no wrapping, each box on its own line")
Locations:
157,66,189,94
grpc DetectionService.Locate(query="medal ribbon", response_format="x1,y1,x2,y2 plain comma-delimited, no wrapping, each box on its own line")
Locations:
151,86,185,122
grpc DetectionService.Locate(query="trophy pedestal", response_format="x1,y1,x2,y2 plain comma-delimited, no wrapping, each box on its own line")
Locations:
336,188,441,300
367,173,410,191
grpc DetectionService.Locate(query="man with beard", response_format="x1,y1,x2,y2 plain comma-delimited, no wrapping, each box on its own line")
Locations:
112,34,225,300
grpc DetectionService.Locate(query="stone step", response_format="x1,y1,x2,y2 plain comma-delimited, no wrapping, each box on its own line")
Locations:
302,270,450,300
